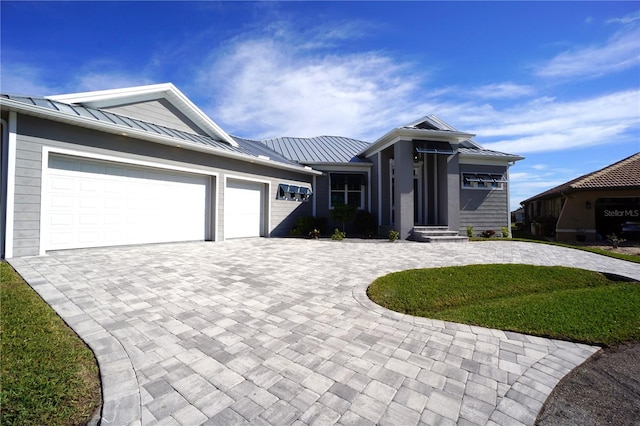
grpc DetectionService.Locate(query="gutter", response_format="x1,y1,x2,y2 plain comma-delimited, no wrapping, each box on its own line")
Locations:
0,98,322,176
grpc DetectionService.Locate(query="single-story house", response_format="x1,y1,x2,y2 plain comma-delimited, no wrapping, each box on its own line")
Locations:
521,152,640,242
1,83,523,258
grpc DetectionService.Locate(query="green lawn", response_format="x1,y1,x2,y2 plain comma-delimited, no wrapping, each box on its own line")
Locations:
368,264,640,346
0,262,101,426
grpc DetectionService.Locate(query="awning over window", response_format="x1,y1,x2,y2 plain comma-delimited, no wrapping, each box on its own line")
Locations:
463,173,507,183
277,183,312,201
415,141,456,155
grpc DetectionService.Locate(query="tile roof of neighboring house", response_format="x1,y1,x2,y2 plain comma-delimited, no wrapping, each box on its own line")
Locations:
260,136,372,164
523,152,640,203
1,94,314,173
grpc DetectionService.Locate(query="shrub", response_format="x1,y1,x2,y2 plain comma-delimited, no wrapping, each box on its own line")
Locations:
330,203,357,232
331,228,346,241
354,210,377,237
388,229,400,242
290,216,327,236
501,227,509,238
308,228,321,239
607,234,625,249
480,229,496,238
466,226,475,238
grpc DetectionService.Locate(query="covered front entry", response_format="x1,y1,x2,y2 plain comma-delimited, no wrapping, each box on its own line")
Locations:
43,153,211,252
388,141,458,239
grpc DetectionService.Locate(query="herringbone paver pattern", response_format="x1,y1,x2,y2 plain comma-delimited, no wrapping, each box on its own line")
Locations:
9,239,640,425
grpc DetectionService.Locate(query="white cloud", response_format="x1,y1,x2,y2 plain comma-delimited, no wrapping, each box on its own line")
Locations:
0,61,153,97
606,10,640,25
466,90,640,154
71,72,154,93
535,25,640,79
468,83,535,100
197,27,433,140
0,63,62,96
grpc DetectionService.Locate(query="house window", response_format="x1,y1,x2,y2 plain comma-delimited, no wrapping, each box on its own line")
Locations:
330,173,365,208
461,173,506,190
277,183,312,202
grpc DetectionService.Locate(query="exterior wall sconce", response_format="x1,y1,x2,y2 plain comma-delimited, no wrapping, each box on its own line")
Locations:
586,201,592,209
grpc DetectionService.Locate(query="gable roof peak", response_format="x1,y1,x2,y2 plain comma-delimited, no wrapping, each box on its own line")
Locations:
46,83,238,147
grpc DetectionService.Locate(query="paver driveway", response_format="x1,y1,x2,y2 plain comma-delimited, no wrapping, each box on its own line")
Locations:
9,239,640,425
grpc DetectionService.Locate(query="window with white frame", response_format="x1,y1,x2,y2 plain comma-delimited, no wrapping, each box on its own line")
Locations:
461,172,507,190
330,173,365,208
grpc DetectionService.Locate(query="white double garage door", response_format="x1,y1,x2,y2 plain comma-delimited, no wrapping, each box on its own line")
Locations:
43,154,265,251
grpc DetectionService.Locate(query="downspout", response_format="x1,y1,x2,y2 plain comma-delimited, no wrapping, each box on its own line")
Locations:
3,112,17,258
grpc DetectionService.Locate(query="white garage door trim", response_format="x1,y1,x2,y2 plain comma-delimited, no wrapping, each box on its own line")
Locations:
224,177,268,239
40,148,215,254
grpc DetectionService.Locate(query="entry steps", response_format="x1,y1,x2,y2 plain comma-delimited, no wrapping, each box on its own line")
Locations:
412,226,468,243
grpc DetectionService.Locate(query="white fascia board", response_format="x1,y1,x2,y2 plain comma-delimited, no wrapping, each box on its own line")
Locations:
46,83,239,148
359,128,475,158
1,98,321,176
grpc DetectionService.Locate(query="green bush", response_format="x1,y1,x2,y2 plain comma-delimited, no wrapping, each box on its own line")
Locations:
331,228,346,241
388,229,400,242
354,210,377,237
330,203,357,232
466,226,475,238
290,216,327,236
480,229,496,238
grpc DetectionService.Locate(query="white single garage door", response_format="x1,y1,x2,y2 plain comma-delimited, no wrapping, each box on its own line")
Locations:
224,179,264,239
44,154,210,251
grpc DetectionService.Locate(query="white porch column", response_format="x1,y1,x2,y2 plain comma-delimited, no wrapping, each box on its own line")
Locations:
393,141,414,240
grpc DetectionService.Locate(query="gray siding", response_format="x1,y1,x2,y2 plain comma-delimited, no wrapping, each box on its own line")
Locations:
270,184,313,237
103,99,206,135
459,164,509,235
10,114,313,256
12,136,43,257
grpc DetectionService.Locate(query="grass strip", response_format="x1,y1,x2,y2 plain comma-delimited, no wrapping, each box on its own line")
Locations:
367,264,640,346
510,238,640,264
1,262,101,426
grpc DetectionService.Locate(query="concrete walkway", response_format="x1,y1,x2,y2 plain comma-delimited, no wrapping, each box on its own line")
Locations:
9,239,640,426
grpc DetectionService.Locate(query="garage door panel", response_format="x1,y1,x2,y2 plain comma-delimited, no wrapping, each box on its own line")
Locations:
44,155,209,251
224,180,264,239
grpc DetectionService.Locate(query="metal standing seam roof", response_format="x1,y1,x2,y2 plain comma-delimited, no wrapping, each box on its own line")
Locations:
0,94,304,169
260,135,372,164
4,93,522,168
457,147,524,159
522,152,640,203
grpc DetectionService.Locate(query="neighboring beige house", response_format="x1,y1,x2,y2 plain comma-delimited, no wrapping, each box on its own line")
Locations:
521,153,640,242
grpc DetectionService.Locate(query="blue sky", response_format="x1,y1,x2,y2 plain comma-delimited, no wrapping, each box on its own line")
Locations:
2,1,639,210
